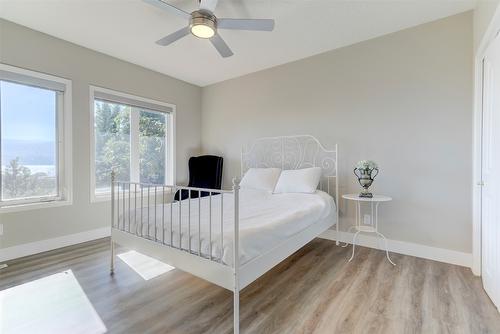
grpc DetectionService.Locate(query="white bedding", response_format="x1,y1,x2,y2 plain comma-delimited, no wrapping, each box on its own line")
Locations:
118,188,336,266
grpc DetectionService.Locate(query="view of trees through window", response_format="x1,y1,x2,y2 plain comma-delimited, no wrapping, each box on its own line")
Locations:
94,101,131,191
1,80,59,202
139,110,166,185
94,99,167,193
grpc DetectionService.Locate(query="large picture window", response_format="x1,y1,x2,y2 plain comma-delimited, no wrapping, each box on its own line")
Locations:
91,87,174,200
0,64,72,210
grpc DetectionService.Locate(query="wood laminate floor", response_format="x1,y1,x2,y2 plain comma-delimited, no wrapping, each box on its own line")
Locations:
1,237,499,334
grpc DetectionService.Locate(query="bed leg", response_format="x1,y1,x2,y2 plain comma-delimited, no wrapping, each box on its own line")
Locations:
336,214,340,246
232,178,240,334
110,239,115,275
110,170,116,275
234,288,239,334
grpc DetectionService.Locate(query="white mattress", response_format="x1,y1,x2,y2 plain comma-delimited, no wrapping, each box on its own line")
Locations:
118,188,336,266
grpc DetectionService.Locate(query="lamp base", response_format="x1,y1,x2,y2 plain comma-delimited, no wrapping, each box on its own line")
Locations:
359,192,373,198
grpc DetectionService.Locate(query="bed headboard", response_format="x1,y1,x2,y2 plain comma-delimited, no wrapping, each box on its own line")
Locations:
241,135,338,199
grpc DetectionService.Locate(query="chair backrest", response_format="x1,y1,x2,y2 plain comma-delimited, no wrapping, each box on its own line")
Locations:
174,155,224,201
188,155,224,189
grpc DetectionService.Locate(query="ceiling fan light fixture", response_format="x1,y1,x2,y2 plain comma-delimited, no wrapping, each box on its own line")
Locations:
190,11,216,39
191,24,215,38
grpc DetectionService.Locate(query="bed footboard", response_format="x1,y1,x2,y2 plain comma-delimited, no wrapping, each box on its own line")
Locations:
110,173,238,260
109,171,242,333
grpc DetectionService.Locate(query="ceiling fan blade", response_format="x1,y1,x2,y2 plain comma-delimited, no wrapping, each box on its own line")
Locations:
210,34,233,58
143,0,191,19
217,18,275,31
156,26,191,46
199,0,219,12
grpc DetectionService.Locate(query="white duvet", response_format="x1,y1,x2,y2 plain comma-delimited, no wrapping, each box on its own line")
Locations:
118,188,336,266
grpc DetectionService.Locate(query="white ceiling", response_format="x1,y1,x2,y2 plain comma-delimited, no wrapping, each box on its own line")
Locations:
0,0,475,86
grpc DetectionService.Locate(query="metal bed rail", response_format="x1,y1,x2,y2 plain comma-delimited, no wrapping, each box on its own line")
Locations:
110,171,239,267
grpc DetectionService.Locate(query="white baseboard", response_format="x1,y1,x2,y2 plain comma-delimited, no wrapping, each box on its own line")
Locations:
0,227,111,262
320,229,472,268
0,227,472,268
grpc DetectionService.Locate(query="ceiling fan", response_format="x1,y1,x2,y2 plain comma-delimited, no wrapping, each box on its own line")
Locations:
143,0,275,58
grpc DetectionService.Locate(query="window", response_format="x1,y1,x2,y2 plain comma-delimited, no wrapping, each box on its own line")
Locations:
91,86,175,200
0,64,72,210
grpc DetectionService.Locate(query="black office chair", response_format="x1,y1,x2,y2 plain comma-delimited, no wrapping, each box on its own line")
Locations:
174,155,223,201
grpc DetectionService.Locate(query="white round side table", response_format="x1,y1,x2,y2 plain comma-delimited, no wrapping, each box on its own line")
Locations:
341,194,395,266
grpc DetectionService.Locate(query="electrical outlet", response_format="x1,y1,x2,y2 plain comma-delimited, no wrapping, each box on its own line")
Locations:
363,214,371,225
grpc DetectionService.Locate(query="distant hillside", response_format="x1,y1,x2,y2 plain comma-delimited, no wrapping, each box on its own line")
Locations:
2,139,55,165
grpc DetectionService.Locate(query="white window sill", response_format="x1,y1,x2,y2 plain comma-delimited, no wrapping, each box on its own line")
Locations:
0,199,72,213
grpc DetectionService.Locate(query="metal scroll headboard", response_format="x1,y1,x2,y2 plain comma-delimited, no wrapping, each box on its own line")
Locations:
241,135,338,199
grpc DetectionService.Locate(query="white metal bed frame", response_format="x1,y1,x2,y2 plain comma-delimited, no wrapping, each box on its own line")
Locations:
110,135,339,333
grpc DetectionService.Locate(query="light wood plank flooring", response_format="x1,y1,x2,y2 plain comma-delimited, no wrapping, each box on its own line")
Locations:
1,238,499,334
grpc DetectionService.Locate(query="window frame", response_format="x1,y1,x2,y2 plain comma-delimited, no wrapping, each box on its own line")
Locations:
89,85,176,203
0,63,73,212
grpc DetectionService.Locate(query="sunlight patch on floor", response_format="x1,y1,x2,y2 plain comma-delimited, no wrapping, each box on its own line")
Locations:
0,270,106,334
117,250,174,280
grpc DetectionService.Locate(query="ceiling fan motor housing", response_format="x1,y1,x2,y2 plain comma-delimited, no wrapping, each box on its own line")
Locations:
190,10,217,38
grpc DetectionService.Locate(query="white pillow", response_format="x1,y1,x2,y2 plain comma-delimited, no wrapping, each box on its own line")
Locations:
240,168,282,192
273,167,322,194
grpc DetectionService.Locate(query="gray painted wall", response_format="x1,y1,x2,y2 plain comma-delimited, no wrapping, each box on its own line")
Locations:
201,12,473,253
0,19,202,248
